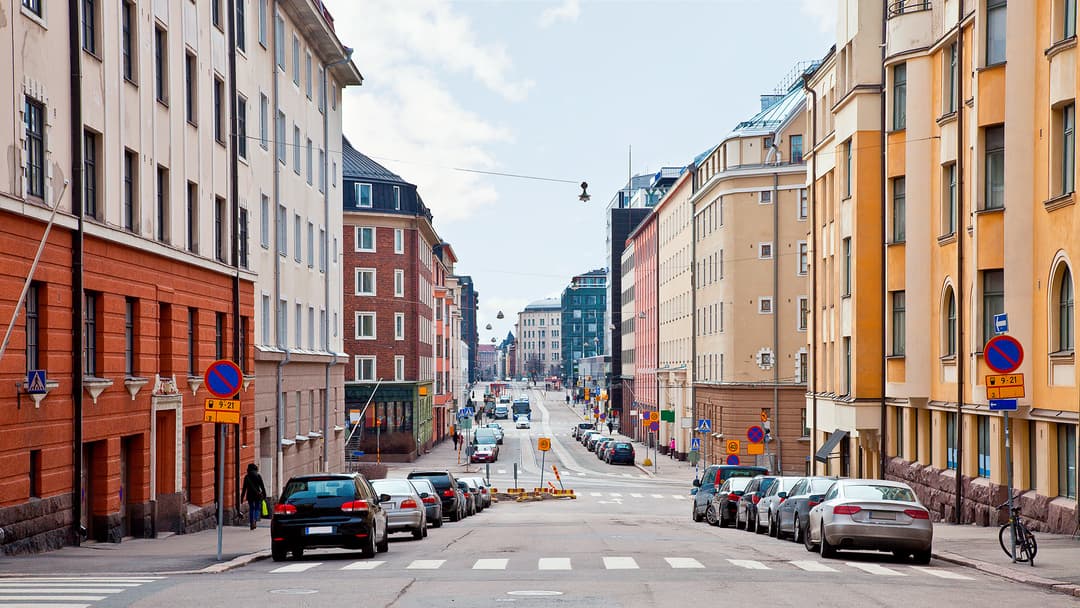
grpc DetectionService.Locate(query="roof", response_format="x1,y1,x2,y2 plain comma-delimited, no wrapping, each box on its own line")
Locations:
730,84,805,136
524,298,560,311
341,137,410,185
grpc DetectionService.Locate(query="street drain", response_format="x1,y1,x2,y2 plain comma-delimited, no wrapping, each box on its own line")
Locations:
269,588,319,595
507,590,564,597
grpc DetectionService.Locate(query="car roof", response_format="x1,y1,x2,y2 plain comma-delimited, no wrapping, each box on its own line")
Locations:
287,473,357,482
409,470,452,476
836,478,912,488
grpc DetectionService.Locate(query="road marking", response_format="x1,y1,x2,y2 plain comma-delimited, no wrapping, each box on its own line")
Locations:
670,494,687,500
590,492,602,497
538,558,572,570
790,560,838,572
911,566,973,580
638,475,648,479
728,559,770,570
609,493,622,497
630,493,643,498
0,595,106,602
473,559,508,570
270,562,323,573
576,472,587,477
406,560,446,570
0,579,163,583
0,604,95,608
621,473,632,478
846,562,906,576
603,557,639,570
341,561,385,570
0,583,141,587
497,469,507,474
664,557,705,569
0,588,125,594
651,494,665,499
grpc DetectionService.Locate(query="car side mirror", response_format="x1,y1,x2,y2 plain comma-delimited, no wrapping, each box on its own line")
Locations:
378,493,392,503
692,478,701,488
778,492,788,499
690,488,698,496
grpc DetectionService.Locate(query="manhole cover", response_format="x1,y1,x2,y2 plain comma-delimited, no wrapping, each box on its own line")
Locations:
269,588,319,595
507,590,564,597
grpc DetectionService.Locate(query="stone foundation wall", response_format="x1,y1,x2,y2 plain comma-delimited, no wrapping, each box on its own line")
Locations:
886,457,1079,534
0,495,74,556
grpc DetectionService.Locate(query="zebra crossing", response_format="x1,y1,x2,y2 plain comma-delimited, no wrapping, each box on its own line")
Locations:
494,469,648,479
268,556,974,580
0,576,163,608
585,492,687,501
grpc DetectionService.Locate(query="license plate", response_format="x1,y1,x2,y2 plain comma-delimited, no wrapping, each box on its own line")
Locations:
871,511,896,520
305,526,334,535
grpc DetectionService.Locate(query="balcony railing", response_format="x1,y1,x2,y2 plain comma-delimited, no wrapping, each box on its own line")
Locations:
888,0,931,18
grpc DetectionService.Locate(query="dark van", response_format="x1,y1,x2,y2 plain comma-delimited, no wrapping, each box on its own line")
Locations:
690,464,769,523
407,470,463,522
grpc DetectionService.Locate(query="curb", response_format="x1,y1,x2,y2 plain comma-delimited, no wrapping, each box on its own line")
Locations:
196,549,271,574
932,550,1080,597
634,463,654,478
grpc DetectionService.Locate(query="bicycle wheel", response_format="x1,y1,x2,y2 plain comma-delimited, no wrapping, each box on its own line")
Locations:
998,523,1013,558
1016,524,1038,564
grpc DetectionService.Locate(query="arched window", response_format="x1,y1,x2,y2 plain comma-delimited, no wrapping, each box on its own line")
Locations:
1060,266,1074,352
944,287,956,357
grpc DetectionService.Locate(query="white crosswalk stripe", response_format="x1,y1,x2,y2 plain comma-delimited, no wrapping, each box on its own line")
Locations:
790,560,839,572
651,494,665,499
846,562,906,576
590,492,602,497
622,473,632,478
603,556,639,569
728,559,770,570
911,566,973,580
0,576,163,607
670,494,687,500
664,557,705,569
473,558,508,570
497,469,507,474
341,560,385,570
270,562,323,573
609,493,622,497
538,557,572,570
630,493,643,498
407,560,446,570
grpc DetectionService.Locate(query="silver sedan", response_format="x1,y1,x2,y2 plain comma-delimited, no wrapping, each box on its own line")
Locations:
805,478,932,563
372,479,428,540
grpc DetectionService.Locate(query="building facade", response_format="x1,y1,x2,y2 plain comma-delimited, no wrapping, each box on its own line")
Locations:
630,213,659,447
694,72,811,474
457,275,479,383
620,242,637,435
477,344,496,380
433,244,459,443
562,269,608,384
516,298,562,379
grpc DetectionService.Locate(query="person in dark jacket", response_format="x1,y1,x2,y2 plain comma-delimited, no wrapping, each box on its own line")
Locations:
240,463,267,530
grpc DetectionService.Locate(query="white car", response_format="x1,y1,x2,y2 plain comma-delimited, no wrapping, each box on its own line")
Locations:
515,416,531,429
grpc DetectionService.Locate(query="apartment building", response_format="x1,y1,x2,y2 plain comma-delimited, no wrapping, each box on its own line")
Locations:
629,213,659,448
516,298,562,379
620,243,637,437
341,139,439,461
562,269,607,383
457,275,479,383
434,243,459,442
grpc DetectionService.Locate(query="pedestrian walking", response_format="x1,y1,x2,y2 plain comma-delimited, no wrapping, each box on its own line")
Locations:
607,421,614,434
669,437,676,459
240,463,267,530
565,395,570,405
452,432,459,450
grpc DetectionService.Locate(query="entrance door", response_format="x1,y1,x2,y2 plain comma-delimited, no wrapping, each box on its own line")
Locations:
119,438,130,537
81,443,93,541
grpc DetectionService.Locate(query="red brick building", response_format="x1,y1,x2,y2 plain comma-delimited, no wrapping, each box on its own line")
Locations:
630,212,658,446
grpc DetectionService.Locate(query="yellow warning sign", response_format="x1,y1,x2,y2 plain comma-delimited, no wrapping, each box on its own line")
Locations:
203,398,241,424
537,438,551,452
747,442,765,455
726,439,740,455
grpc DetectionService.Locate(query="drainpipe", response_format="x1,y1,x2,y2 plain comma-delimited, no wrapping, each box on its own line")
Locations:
689,165,698,467
954,4,966,524
276,348,290,492
879,0,889,481
227,0,242,521
769,144,782,472
271,0,284,495
802,76,819,474
68,0,86,544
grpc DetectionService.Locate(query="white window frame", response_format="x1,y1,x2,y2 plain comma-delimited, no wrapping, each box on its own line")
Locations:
759,190,772,204
355,182,373,208
797,241,809,275
758,242,773,259
758,297,774,315
797,296,809,331
393,186,401,210
798,188,808,220
355,311,376,340
394,355,405,381
394,228,404,254
355,226,375,252
394,269,405,297
355,356,376,381
355,268,376,296
394,312,405,340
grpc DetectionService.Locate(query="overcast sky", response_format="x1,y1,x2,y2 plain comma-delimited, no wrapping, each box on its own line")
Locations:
324,0,836,344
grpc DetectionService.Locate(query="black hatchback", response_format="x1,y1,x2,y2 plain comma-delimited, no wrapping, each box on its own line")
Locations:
407,470,462,522
270,473,390,561
606,442,635,465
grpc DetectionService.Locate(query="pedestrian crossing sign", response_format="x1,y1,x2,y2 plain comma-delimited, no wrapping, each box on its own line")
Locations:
697,419,711,433
26,370,47,394
691,437,701,451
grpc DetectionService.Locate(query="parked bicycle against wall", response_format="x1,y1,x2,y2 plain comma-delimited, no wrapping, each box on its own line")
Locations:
997,498,1037,566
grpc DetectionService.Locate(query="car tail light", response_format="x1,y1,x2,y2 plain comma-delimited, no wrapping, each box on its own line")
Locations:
400,499,418,509
751,495,761,505
728,493,740,501
480,488,488,494
808,500,821,508
442,489,455,497
340,500,370,513
422,496,437,504
833,505,861,515
273,503,297,515
778,496,786,503
904,508,930,520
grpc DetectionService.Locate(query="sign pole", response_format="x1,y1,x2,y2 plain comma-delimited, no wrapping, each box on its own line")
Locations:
539,450,546,489
514,462,518,490
216,423,224,561
1006,410,1016,562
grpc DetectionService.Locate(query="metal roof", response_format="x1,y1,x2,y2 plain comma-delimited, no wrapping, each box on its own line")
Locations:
524,298,561,311
341,137,410,185
730,85,805,135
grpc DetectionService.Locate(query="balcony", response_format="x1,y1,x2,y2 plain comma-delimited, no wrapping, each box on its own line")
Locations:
886,1,934,57
887,0,931,18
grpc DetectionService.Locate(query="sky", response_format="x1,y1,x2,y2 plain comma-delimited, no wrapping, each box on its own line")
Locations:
324,0,836,345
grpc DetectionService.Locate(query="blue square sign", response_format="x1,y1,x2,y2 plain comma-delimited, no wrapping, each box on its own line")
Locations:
989,399,1018,411
994,313,1009,335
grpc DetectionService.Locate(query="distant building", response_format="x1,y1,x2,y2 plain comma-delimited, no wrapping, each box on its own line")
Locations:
477,344,497,381
562,269,608,385
629,212,658,447
457,276,479,383
516,298,562,379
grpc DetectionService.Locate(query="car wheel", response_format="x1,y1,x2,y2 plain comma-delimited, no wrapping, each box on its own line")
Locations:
753,511,765,535
271,544,288,562
802,520,818,552
791,517,801,544
819,524,837,558
692,505,703,523
706,505,719,526
412,524,425,540
449,506,461,522
433,513,444,528
292,548,304,559
361,526,377,558
913,548,932,565
746,510,757,533
767,512,777,537
735,509,745,530
376,525,390,553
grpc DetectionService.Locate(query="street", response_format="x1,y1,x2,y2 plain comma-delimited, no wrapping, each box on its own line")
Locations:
2,388,1074,607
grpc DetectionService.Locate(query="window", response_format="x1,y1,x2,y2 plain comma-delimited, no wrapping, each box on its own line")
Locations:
759,190,772,204
982,269,1005,343
319,309,326,350
977,416,991,478
292,126,300,174
239,316,248,372
798,188,808,220
798,297,809,331
306,221,314,268
122,1,135,81
82,0,96,54
292,36,300,84
274,15,285,68
798,352,808,385
23,0,41,17
236,0,246,51
943,164,957,234
392,186,402,210
395,356,405,381
758,297,773,314
295,302,301,346
214,312,225,360
842,237,852,296
843,337,851,395
258,0,267,46
1067,0,1078,39
946,412,958,469
395,313,405,340
394,269,404,297
844,140,852,197
24,283,40,372
29,449,41,499
318,149,326,192
237,95,248,159
797,241,808,275
356,183,373,208
186,182,198,253
895,407,905,459
1058,424,1077,498
356,356,376,381
277,298,287,346
892,63,906,130
892,291,906,356
319,228,326,272
276,110,286,163
355,268,375,295
790,135,803,163
318,66,326,112
259,94,269,149
123,150,137,232
1062,103,1075,195
156,166,169,243
305,52,312,98
306,138,313,185
892,177,906,242
394,228,404,254
215,197,227,262
945,42,958,113
308,306,315,349
293,214,301,262
356,226,375,252
758,242,773,259
212,0,222,28
83,292,98,376
184,53,197,124
1059,266,1075,352
24,97,45,199
239,207,249,269
986,0,1007,65
260,195,270,248
155,27,168,103
276,204,287,256
355,312,375,340
944,287,957,356
82,130,98,219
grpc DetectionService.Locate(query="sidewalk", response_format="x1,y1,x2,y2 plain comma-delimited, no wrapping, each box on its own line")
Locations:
933,523,1080,597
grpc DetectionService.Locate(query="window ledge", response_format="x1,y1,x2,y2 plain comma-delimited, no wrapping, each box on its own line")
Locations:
937,232,957,246
936,111,957,127
1049,350,1075,363
977,62,1006,72
1044,192,1075,212
886,239,906,247
940,355,957,363
886,354,906,360
1045,36,1077,58
975,206,1005,216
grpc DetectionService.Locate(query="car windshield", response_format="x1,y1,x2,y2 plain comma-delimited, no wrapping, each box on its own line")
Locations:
810,478,836,493
758,478,777,493
408,473,450,489
281,478,355,501
728,477,752,492
409,480,434,494
372,480,415,495
722,468,765,480
614,443,632,449
843,484,916,502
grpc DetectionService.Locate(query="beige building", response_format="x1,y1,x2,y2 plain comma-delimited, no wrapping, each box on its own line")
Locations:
693,77,810,474
516,298,562,378
620,242,636,436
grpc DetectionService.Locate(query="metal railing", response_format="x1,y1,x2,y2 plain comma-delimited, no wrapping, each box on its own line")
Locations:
888,0,932,18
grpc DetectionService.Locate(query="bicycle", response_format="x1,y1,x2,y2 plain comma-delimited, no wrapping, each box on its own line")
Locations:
997,500,1037,565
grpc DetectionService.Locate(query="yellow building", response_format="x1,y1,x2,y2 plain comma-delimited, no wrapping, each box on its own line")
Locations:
805,0,886,480
881,0,1079,532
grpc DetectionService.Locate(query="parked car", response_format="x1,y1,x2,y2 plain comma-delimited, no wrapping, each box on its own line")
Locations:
457,480,477,516
270,473,389,561
804,478,933,564
594,437,615,459
371,479,427,540
707,477,753,527
461,476,493,509
586,434,607,452
461,478,486,512
754,476,803,536
572,423,595,439
691,465,769,523
408,478,443,528
606,442,635,465
407,470,463,522
775,476,837,542
483,423,505,444
581,430,601,446
470,445,497,463
515,416,531,429
472,429,501,459
736,476,778,532
601,439,620,461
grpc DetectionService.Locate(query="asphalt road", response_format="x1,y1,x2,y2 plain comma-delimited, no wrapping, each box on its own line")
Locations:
7,385,1074,607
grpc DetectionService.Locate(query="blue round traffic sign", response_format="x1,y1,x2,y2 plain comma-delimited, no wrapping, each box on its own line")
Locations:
984,335,1024,373
649,421,659,431
204,359,243,398
747,425,765,443
726,454,740,465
